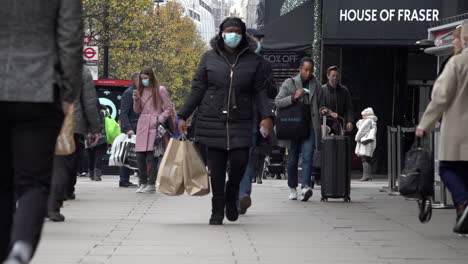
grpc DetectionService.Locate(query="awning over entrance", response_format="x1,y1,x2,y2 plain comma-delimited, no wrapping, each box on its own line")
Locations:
424,13,468,56
258,0,315,51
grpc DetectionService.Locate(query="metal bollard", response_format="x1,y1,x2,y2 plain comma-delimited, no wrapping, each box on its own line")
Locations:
381,127,399,194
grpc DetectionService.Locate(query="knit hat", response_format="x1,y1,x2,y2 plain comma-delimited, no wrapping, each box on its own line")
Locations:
361,107,375,116
219,17,246,35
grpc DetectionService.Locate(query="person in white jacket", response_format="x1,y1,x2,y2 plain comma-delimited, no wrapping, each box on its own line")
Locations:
355,107,378,181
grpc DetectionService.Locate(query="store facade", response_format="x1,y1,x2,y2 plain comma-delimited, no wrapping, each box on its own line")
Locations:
321,0,468,172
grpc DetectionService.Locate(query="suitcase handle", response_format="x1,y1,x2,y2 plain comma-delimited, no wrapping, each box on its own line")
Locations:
321,113,345,137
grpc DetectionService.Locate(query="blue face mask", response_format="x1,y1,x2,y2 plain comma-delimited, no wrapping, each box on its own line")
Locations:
142,79,150,87
223,32,242,48
255,40,262,54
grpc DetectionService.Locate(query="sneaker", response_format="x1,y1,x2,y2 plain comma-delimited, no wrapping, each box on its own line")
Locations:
454,203,468,234
301,187,313,202
136,184,147,193
119,182,138,188
239,195,252,215
141,185,156,193
288,188,298,200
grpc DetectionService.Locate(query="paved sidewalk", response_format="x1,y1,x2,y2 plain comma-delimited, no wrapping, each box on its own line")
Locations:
32,176,468,264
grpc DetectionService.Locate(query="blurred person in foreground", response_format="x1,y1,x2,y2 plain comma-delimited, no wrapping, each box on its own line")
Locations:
416,23,468,235
0,1,83,263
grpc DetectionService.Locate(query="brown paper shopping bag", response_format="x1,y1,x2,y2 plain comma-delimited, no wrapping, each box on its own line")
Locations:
183,140,210,196
55,105,75,155
156,138,185,196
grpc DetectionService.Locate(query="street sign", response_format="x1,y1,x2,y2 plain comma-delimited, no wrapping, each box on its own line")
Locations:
83,46,98,61
83,36,91,45
85,63,99,80
83,46,99,80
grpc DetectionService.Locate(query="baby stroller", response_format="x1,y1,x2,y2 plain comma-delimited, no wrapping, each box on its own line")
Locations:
262,145,287,180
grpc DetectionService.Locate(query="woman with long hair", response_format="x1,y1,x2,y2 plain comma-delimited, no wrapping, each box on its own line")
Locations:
133,67,173,193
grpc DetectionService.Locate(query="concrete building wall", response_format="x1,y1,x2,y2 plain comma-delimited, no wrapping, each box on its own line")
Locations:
167,0,216,46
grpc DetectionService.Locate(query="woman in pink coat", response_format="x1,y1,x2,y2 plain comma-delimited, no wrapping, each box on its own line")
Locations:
132,67,173,193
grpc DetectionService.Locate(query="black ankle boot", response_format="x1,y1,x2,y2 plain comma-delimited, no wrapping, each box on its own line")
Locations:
48,211,65,222
209,215,223,225
209,198,224,225
225,200,239,222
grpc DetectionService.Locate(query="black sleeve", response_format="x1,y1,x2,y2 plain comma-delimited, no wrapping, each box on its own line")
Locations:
344,87,354,123
81,68,100,134
316,82,325,111
262,58,278,99
178,52,209,120
254,58,274,120
321,85,329,110
57,0,83,103
120,88,133,133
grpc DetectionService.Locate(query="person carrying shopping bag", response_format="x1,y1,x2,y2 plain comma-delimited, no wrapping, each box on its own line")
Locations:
133,67,173,194
355,107,378,181
178,17,273,225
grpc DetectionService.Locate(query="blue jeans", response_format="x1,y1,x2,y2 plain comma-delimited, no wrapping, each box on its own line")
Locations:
120,166,132,183
239,128,259,198
439,161,468,207
287,129,315,189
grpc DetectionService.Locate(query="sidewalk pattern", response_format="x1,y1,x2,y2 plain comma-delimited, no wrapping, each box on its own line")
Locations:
32,177,468,264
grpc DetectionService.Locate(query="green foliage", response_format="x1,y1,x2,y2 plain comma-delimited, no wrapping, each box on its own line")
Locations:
83,0,206,109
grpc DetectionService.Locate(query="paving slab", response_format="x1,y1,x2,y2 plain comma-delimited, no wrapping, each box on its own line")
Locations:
31,176,468,264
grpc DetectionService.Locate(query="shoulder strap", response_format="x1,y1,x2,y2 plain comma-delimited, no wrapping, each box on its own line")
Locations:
141,94,153,109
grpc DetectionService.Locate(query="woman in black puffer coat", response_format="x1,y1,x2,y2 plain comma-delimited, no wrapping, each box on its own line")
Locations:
178,17,273,225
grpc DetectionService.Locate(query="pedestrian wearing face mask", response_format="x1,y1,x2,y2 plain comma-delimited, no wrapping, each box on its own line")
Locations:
133,67,173,194
178,17,274,225
321,66,354,135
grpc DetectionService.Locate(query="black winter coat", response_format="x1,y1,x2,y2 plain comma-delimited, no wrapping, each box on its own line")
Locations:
322,83,354,124
178,36,273,150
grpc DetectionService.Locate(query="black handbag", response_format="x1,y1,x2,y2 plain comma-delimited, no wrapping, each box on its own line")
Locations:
276,101,310,140
399,138,434,198
399,137,434,223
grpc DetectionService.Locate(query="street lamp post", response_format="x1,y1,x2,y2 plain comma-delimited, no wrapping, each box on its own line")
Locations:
153,0,164,8
153,0,164,15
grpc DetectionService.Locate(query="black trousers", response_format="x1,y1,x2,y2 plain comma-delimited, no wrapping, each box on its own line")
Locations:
207,148,249,215
67,134,84,196
49,134,84,212
136,151,159,185
87,143,107,174
0,101,63,261
76,135,87,173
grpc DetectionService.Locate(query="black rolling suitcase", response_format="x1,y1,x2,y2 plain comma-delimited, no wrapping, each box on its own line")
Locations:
320,116,351,202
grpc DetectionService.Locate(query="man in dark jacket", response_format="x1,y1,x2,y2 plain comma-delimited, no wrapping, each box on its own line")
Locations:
0,1,82,262
178,17,273,225
118,72,140,187
48,66,101,222
322,66,354,135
